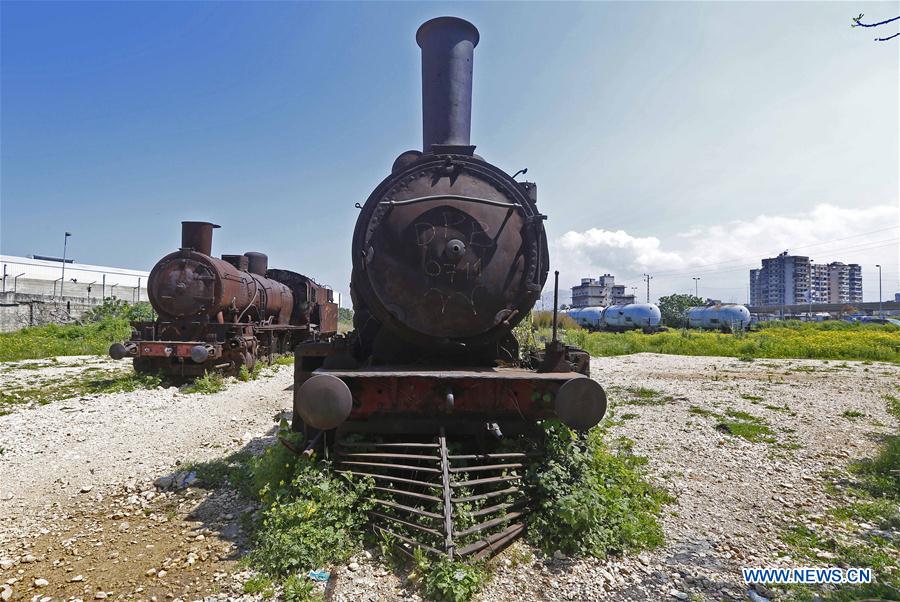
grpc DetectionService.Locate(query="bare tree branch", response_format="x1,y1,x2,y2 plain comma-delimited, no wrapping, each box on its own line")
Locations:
851,13,900,41
851,13,900,28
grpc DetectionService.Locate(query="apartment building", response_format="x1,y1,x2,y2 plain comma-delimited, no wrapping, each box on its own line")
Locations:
571,274,635,307
749,252,862,306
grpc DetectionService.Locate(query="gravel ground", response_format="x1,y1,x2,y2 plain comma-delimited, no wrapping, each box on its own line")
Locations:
1,353,897,602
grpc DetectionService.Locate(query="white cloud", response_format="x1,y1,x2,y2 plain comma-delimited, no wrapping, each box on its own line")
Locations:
552,203,899,303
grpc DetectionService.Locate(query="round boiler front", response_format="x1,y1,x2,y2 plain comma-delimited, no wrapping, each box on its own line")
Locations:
148,254,220,319
352,154,548,348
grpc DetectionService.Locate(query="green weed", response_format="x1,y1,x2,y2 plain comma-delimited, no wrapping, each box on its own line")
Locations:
182,372,226,394
242,574,275,597
841,410,865,419
282,574,320,602
416,554,488,602
526,422,671,559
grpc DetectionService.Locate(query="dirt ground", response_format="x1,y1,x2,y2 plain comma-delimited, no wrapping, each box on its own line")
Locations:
0,354,897,601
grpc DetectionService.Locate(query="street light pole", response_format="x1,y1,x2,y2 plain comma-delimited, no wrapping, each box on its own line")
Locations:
876,264,883,318
693,277,700,298
60,232,71,298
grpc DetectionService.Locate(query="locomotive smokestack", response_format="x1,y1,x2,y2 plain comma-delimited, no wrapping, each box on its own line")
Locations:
181,221,220,256
244,252,268,276
416,16,479,152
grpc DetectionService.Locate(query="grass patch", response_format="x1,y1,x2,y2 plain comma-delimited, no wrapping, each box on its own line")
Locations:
713,410,776,443
885,395,900,420
564,321,900,363
781,394,899,600
622,386,669,406
273,355,295,366
0,369,162,408
689,406,718,418
0,317,131,361
741,394,764,402
0,299,155,361
182,372,226,394
715,420,776,443
841,410,865,419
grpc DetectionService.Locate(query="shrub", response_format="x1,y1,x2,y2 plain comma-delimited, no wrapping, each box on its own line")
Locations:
415,552,488,602
525,422,670,558
249,459,373,577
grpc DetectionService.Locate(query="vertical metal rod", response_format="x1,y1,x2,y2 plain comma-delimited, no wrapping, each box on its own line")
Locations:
61,233,69,298
438,427,455,558
102,274,106,299
551,270,559,343
2,264,6,293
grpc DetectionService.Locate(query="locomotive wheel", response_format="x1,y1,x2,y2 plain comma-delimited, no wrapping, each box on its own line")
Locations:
242,351,256,373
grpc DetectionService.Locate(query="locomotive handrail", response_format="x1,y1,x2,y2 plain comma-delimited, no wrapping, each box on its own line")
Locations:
378,194,523,210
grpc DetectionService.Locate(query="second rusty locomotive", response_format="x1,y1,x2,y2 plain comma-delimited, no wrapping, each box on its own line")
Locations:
110,221,337,376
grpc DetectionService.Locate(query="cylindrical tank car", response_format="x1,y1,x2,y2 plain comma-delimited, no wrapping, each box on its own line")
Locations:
600,303,662,332
687,304,751,332
566,306,604,330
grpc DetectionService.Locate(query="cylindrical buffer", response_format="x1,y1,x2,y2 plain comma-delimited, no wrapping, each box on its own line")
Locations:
416,16,480,151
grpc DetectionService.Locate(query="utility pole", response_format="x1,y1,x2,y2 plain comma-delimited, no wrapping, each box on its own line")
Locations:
876,264,883,318
692,277,700,298
643,273,652,303
60,232,71,298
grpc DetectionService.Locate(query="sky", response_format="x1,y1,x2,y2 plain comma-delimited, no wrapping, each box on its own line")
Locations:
2,1,898,306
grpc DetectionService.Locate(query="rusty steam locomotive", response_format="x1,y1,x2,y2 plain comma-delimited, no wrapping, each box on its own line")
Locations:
109,221,337,376
292,18,607,560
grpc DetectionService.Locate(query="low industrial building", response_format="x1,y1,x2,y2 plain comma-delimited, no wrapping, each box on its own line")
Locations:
0,255,149,333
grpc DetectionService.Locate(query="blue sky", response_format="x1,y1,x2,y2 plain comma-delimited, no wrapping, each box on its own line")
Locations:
2,1,898,304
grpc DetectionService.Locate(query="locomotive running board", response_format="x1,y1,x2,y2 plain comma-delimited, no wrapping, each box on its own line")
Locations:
334,425,538,560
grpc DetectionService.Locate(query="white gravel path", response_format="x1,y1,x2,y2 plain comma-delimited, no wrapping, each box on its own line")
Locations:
1,353,897,602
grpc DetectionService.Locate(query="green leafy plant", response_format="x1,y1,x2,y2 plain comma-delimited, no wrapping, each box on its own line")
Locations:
416,555,488,602
282,573,320,602
182,372,225,394
525,422,671,558
249,455,373,577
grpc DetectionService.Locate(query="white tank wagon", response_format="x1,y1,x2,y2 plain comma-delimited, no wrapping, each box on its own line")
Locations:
687,304,751,332
600,303,662,332
566,306,604,330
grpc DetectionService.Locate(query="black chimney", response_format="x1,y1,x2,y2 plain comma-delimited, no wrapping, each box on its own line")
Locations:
416,17,480,153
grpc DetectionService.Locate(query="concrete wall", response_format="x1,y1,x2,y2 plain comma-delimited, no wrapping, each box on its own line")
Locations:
0,291,109,333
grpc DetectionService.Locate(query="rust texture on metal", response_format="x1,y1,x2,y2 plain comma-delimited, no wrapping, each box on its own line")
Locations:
348,16,548,365
111,222,336,377
289,16,609,563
